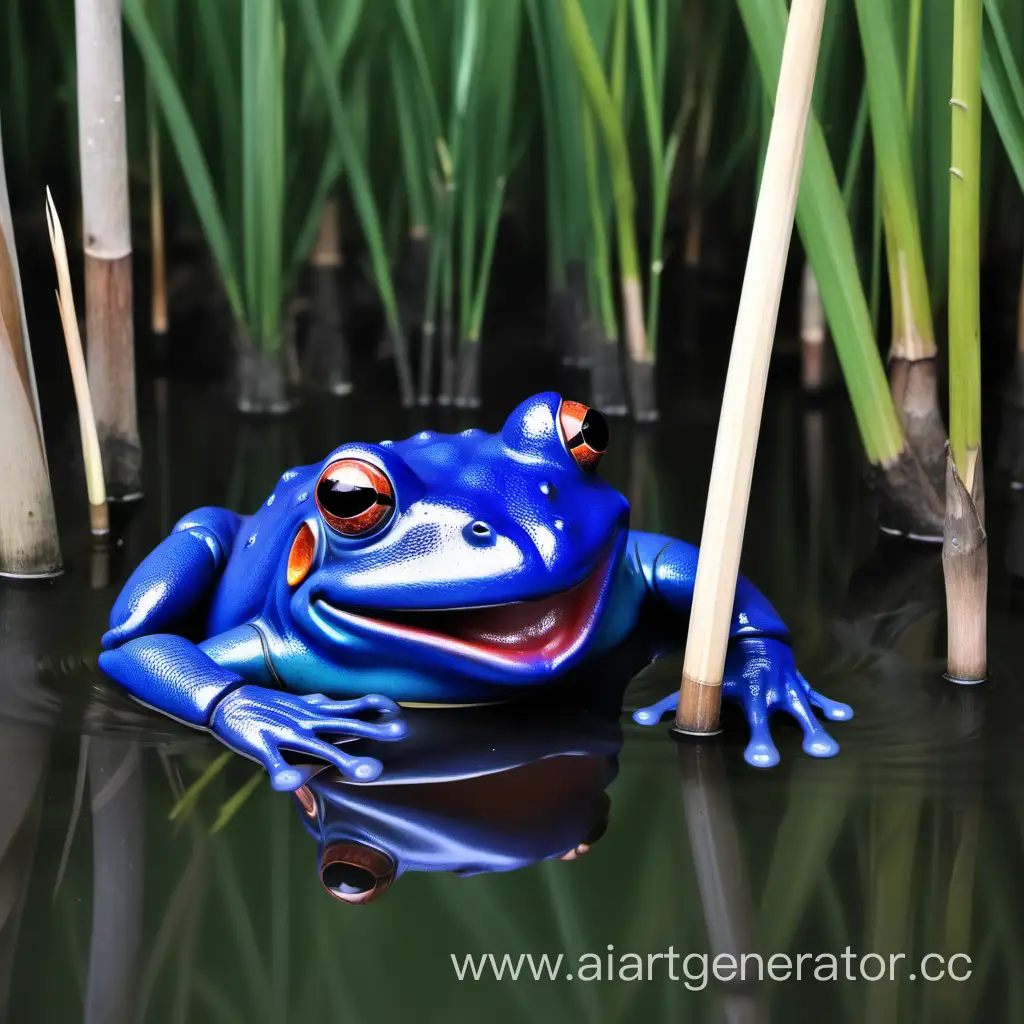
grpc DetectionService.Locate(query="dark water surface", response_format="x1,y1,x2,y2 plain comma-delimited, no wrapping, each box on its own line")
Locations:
4,313,1024,1023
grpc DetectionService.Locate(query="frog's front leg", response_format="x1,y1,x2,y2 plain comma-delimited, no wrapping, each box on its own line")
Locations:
99,635,405,788
99,507,405,788
101,506,245,650
627,531,852,768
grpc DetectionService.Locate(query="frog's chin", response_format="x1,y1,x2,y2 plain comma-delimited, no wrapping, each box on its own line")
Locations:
308,545,619,679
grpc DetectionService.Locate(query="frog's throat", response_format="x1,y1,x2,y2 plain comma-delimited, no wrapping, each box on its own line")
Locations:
310,548,617,674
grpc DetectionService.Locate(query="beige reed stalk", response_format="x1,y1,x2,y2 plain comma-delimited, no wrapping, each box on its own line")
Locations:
76,0,142,498
0,119,62,578
676,0,826,734
47,191,109,536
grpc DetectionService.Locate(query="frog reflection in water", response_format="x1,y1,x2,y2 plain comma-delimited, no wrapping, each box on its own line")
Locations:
298,704,621,903
99,392,852,786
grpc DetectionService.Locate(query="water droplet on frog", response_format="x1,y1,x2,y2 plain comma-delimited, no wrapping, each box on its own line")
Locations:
266,494,276,506
298,492,309,503
246,533,257,547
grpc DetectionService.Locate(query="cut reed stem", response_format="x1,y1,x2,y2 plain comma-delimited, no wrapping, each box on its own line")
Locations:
0,306,59,570
0,119,62,578
676,0,825,734
75,0,142,498
943,445,986,682
47,190,109,536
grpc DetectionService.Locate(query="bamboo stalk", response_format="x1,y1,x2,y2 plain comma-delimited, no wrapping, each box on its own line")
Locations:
75,0,142,498
943,445,986,681
0,118,62,578
676,0,826,735
0,327,64,576
944,0,985,684
0,125,43,441
47,190,109,536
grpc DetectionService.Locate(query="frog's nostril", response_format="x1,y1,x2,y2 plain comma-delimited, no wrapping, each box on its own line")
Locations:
464,520,496,547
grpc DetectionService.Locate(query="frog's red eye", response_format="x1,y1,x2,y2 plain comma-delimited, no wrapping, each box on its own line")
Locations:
320,842,395,905
559,400,608,471
316,459,395,536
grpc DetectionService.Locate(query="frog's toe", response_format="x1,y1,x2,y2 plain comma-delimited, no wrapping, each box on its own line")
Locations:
306,713,407,743
375,718,408,740
799,675,853,721
783,682,841,759
303,693,402,718
632,692,680,726
338,755,384,782
269,765,305,792
282,734,385,783
743,732,780,769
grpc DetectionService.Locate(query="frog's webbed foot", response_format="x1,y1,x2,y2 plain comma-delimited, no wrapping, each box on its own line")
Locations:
631,637,852,768
211,687,408,790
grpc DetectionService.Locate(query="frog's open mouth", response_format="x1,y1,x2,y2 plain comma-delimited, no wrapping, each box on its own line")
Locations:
311,550,616,673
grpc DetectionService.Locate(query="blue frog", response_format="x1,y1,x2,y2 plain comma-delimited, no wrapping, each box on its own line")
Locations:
99,392,852,788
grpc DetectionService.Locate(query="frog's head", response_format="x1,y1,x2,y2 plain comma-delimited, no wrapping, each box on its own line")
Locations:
283,393,629,692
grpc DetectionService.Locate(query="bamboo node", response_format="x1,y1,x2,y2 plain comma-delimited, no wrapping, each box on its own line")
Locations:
83,243,132,261
950,167,965,180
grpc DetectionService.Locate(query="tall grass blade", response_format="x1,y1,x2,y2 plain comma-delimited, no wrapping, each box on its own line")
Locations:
124,0,243,320
297,0,415,405
853,0,936,360
982,0,1024,191
737,0,904,466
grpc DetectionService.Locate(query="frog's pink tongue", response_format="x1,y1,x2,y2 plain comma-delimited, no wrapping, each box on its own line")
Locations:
315,551,614,668
447,590,577,652
420,562,605,658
